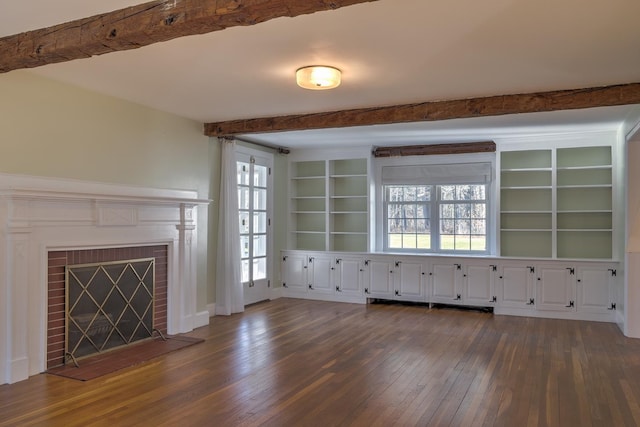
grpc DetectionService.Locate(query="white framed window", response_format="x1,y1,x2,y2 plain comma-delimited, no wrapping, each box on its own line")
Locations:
385,185,432,250
436,184,487,251
376,154,495,255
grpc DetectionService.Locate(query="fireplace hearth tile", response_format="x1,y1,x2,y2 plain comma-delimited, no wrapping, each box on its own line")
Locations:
46,335,203,381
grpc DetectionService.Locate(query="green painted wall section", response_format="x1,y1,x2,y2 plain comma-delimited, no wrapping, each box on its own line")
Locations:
0,70,213,310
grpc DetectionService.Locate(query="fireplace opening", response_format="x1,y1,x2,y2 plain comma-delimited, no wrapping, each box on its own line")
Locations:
66,258,156,363
47,246,168,369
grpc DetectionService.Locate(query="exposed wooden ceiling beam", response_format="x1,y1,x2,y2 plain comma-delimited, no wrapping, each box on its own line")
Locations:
204,82,640,137
373,141,496,158
0,0,378,73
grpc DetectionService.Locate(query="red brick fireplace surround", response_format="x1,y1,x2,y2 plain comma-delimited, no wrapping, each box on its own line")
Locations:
0,173,209,384
47,245,168,369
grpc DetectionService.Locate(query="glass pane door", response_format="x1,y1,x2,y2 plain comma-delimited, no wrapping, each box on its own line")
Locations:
237,150,272,305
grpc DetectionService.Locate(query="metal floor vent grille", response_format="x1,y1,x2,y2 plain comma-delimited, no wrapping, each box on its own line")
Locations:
65,258,155,364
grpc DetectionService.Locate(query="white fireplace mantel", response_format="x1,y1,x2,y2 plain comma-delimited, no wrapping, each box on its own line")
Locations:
0,173,210,384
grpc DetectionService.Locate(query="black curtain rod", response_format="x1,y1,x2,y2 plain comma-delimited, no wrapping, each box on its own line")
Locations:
234,137,290,154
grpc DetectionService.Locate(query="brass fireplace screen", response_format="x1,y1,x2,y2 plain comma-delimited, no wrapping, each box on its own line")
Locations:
65,258,155,364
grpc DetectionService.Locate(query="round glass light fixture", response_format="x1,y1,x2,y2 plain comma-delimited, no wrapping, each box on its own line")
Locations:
296,65,341,90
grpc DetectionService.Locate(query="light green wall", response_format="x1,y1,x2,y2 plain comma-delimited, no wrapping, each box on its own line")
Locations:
0,70,213,310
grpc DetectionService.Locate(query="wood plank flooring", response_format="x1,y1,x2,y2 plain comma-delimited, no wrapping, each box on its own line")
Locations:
2,298,640,426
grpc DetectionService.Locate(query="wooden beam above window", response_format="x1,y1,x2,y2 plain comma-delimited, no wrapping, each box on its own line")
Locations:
0,0,378,73
204,82,640,136
373,141,496,158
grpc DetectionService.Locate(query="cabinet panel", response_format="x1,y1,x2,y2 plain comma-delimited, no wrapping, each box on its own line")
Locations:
308,256,333,294
576,267,613,313
366,260,393,298
432,263,459,303
537,266,574,311
499,265,534,308
282,253,308,292
335,258,362,297
465,264,494,305
395,261,425,301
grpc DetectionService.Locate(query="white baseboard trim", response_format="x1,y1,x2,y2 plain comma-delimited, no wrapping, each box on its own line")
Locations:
270,287,283,300
616,309,625,335
193,310,211,329
206,303,216,317
8,357,29,384
282,290,366,305
495,306,616,323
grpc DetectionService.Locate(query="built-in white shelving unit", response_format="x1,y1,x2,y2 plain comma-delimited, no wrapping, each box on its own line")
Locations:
500,150,554,258
556,146,613,259
289,158,369,252
290,160,327,251
500,146,613,259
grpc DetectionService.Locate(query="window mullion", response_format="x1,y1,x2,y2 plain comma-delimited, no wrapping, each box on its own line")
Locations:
248,163,254,283
383,191,389,251
432,185,439,252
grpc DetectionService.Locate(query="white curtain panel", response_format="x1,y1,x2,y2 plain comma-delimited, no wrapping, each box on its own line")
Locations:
216,138,244,315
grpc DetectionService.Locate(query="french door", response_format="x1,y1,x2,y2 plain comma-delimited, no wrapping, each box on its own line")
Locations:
237,147,273,305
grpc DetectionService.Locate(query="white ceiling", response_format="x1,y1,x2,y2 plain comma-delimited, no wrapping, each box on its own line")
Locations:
2,0,640,148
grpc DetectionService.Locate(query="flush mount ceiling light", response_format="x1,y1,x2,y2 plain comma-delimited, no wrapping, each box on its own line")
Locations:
296,65,342,90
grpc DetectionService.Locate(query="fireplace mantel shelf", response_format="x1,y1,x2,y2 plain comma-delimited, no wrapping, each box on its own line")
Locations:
0,173,211,206
0,188,211,206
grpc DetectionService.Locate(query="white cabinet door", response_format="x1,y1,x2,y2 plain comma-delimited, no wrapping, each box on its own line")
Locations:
308,255,333,295
431,263,461,303
282,253,308,293
537,265,575,312
394,260,426,301
576,266,615,313
365,259,393,299
335,257,363,298
464,263,495,306
498,265,534,308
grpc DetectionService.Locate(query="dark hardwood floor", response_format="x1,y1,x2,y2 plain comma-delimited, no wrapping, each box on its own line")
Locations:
2,298,640,426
